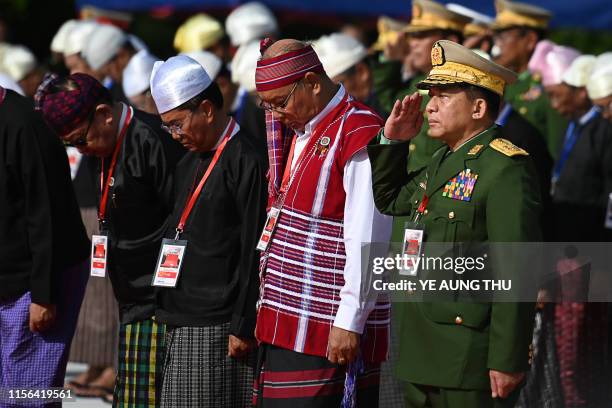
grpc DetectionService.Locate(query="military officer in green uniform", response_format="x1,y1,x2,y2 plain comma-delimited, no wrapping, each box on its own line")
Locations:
368,40,540,407
372,0,471,244
492,0,567,160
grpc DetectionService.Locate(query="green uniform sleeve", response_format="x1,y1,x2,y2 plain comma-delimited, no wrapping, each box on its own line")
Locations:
367,130,425,216
486,158,541,372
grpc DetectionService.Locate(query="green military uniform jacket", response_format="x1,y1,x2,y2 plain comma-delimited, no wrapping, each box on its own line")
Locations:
372,58,446,243
367,126,540,390
505,71,567,161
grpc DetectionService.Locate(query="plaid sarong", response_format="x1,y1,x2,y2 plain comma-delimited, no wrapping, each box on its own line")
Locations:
113,319,166,408
253,344,380,408
160,323,254,408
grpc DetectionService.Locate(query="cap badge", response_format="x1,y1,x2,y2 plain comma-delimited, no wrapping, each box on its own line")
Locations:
431,43,445,66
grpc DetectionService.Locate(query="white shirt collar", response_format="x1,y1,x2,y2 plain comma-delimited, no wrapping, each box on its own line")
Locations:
297,85,346,138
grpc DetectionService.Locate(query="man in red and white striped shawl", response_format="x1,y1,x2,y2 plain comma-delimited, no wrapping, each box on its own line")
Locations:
253,38,420,408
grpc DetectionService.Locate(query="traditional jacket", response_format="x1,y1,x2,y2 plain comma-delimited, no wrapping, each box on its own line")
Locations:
256,87,391,362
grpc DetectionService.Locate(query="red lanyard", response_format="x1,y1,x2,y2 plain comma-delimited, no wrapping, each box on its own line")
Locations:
175,119,236,238
98,106,133,225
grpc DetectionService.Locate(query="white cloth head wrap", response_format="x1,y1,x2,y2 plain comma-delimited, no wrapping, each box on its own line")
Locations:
1,45,37,81
230,40,260,92
587,66,612,100
182,51,223,80
150,55,212,114
562,54,596,88
51,20,79,54
313,33,367,79
82,24,127,71
122,50,157,98
225,2,278,47
63,21,99,57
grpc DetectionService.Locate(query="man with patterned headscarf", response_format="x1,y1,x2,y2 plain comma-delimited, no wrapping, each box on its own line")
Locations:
36,73,184,406
252,38,401,407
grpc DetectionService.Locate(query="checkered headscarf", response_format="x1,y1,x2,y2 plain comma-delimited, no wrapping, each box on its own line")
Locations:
34,73,110,136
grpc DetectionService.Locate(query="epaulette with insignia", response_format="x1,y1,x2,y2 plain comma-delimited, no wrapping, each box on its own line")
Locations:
489,138,529,157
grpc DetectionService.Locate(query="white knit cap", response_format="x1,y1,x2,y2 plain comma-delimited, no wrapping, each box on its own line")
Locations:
230,40,260,92
225,2,278,47
63,21,100,57
51,20,79,54
592,52,612,74
314,33,367,79
587,66,612,100
182,51,223,80
82,24,127,70
150,55,213,114
562,54,596,88
1,45,37,82
122,50,157,98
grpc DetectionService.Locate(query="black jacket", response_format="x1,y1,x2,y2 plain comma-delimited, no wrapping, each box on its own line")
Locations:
100,107,184,323
156,129,267,338
0,90,89,303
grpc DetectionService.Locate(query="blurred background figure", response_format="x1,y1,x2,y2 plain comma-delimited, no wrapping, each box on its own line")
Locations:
173,13,229,62
82,23,134,102
229,39,268,158
447,3,494,53
61,20,102,79
225,2,279,49
587,53,612,121
315,33,387,116
122,49,158,114
492,0,567,161
0,44,44,98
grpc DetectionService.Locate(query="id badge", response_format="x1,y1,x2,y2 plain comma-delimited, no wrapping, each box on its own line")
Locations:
400,222,424,276
256,206,281,251
605,193,612,229
90,234,108,277
152,238,188,287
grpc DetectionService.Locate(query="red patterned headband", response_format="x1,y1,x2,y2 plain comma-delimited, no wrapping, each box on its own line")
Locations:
255,41,324,92
35,73,110,136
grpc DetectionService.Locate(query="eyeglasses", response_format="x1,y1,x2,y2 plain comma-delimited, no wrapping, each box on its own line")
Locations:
161,110,193,135
259,80,301,112
63,110,95,147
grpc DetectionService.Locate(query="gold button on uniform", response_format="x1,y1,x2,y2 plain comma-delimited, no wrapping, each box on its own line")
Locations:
448,211,455,219
519,106,528,115
455,315,463,325
424,209,428,215
409,144,416,152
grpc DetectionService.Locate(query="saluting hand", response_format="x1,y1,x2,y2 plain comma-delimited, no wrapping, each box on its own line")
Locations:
327,326,360,365
29,302,56,333
489,369,525,399
383,92,424,141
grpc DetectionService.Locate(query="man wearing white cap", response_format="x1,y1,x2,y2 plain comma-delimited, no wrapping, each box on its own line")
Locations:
0,45,43,98
62,20,104,80
225,2,279,48
228,40,269,157
150,55,267,407
587,53,612,121
82,23,137,102
122,49,158,114
316,33,387,117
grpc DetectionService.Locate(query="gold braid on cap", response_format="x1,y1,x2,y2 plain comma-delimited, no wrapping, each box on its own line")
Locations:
427,62,506,95
407,4,465,33
494,10,548,29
